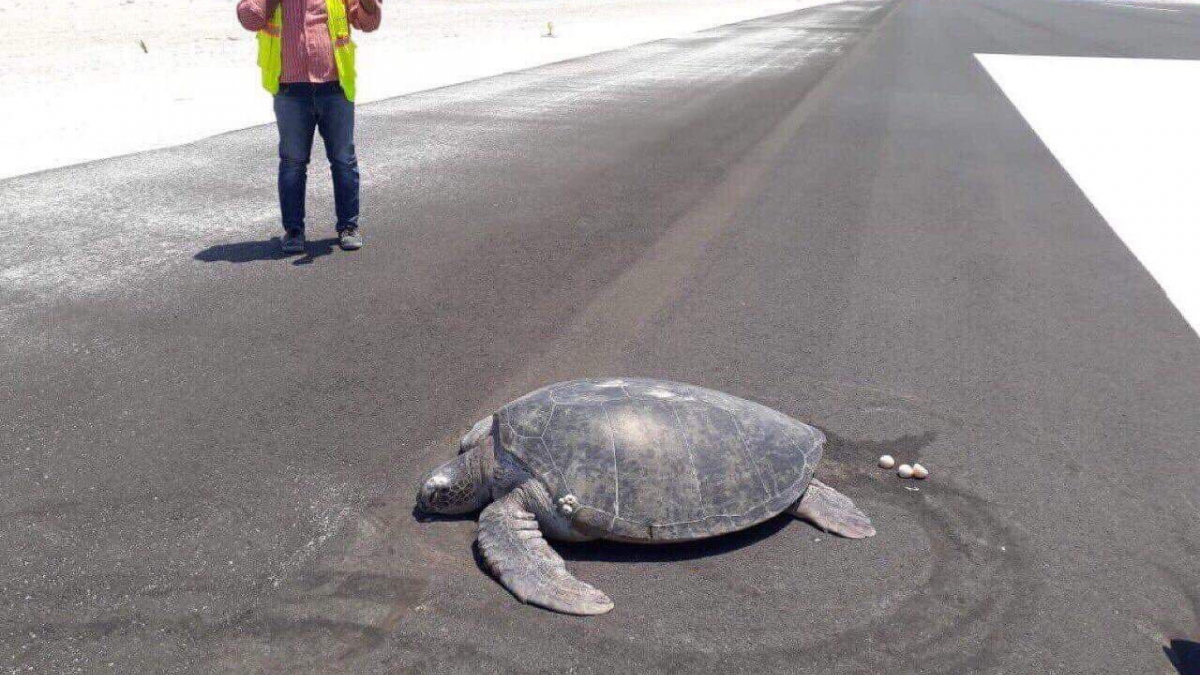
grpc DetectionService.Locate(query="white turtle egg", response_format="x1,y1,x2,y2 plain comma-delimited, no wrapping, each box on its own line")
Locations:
878,455,896,469
897,464,914,479
912,463,929,479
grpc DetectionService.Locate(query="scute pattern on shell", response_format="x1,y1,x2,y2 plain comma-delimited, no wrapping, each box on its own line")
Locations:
496,379,824,542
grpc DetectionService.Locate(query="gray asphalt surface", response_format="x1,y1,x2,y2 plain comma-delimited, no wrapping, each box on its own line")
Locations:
3,0,1200,673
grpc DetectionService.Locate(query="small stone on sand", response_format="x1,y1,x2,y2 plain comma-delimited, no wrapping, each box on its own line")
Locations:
897,464,914,479
912,463,929,479
878,454,896,469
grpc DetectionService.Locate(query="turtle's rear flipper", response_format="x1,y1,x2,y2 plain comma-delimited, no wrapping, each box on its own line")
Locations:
477,491,614,615
789,479,876,539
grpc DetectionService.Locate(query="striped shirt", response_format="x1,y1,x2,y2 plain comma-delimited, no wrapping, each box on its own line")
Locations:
236,0,382,85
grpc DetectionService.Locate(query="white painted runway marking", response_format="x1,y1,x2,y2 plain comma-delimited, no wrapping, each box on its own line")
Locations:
977,53,1200,336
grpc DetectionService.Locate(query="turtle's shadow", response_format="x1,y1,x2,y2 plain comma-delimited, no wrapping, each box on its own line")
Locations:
555,515,793,563
469,517,795,579
1166,639,1200,675
418,505,797,570
411,505,475,524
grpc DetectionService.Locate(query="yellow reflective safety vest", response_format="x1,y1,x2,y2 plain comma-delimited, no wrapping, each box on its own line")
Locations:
256,0,358,101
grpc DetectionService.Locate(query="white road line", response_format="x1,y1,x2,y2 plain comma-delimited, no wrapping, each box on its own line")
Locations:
977,53,1200,337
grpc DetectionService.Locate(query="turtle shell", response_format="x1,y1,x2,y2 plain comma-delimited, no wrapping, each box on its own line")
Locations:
495,378,824,542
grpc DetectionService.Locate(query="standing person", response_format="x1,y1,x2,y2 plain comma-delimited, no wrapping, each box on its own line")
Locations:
236,0,382,253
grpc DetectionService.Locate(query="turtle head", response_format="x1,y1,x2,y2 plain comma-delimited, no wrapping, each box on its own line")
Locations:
416,446,491,515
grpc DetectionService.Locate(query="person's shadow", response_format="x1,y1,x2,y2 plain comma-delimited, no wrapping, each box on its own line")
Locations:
1166,639,1200,675
194,237,338,266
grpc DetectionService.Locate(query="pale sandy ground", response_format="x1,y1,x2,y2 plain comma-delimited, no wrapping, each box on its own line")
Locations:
0,0,838,180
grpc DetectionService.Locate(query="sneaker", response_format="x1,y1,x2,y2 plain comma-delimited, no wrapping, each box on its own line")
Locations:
280,230,306,254
338,228,363,251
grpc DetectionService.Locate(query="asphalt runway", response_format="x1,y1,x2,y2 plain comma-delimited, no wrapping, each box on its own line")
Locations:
3,0,1200,673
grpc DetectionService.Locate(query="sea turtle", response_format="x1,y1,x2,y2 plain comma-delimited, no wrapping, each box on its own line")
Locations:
416,378,874,615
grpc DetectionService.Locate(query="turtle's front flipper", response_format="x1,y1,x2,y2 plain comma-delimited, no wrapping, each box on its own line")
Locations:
459,415,494,454
477,491,614,615
788,479,876,539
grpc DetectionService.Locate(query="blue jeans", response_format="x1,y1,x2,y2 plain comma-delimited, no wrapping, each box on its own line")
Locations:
273,82,360,235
